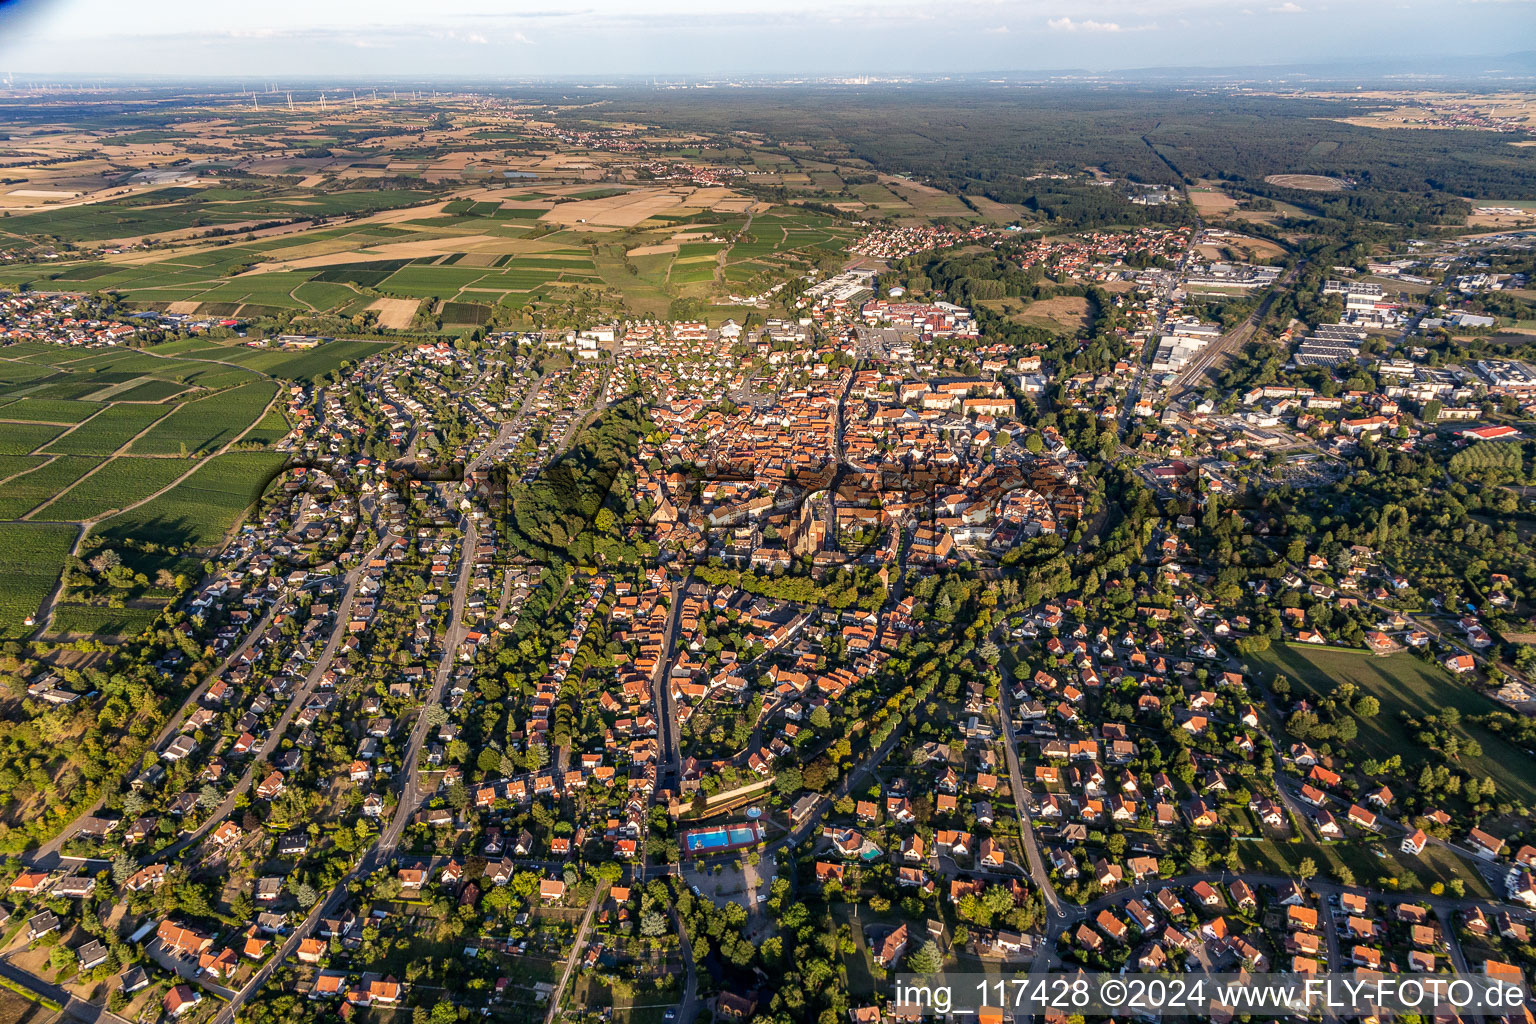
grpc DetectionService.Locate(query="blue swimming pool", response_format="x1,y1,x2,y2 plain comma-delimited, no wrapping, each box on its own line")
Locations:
682,822,761,855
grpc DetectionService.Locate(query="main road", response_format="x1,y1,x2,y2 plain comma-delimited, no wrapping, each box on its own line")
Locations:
147,531,393,866
994,635,1067,924
214,413,511,1024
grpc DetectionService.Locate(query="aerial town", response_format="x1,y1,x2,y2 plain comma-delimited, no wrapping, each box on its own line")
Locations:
0,14,1534,1024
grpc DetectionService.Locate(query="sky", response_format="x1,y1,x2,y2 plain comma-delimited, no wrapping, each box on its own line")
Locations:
0,0,1532,79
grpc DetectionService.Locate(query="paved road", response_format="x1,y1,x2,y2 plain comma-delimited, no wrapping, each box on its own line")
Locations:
542,882,606,1024
217,464,485,1023
382,519,476,855
996,653,1067,923
672,912,701,1024
0,956,134,1024
650,574,690,789
147,533,392,865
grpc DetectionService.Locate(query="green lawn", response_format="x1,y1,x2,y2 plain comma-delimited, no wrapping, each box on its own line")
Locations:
1237,834,1492,898
1248,644,1536,806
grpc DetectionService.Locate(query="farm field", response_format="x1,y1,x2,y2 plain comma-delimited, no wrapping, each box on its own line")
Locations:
1248,644,1536,806
0,185,436,242
30,456,192,522
44,602,163,640
126,380,278,455
0,183,853,327
0,456,49,482
95,450,288,552
0,521,78,638
42,402,174,455
0,342,311,639
102,378,187,402
177,338,395,380
0,398,102,423
980,295,1091,334
0,456,103,519
0,422,69,455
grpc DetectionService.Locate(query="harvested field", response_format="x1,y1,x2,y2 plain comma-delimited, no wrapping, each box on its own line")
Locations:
981,295,1091,334
1189,184,1239,217
883,177,973,218
368,297,419,329
538,185,738,228
251,234,501,272
627,243,679,257
964,194,1028,223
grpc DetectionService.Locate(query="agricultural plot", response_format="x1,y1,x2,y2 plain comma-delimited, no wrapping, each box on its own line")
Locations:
45,602,162,639
0,421,69,455
377,266,499,297
0,455,103,519
242,408,294,447
30,456,192,522
0,455,48,482
1,186,435,241
193,339,392,380
15,377,117,401
106,378,187,402
0,359,58,393
440,301,492,325
670,258,718,285
0,398,102,423
293,280,365,310
96,450,286,551
43,402,175,455
0,521,78,638
127,380,277,455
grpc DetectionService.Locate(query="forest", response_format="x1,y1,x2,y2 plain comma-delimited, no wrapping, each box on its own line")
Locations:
569,87,1536,203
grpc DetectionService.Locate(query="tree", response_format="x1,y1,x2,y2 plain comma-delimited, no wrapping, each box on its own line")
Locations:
49,944,76,973
1296,857,1317,882
907,939,943,973
288,880,319,909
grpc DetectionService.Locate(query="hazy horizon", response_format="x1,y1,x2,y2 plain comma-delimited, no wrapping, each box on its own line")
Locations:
1,0,1533,80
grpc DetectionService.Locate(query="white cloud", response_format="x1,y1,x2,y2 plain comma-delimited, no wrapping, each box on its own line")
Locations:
1270,2,1305,12
1047,15,1154,31
984,23,1010,33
